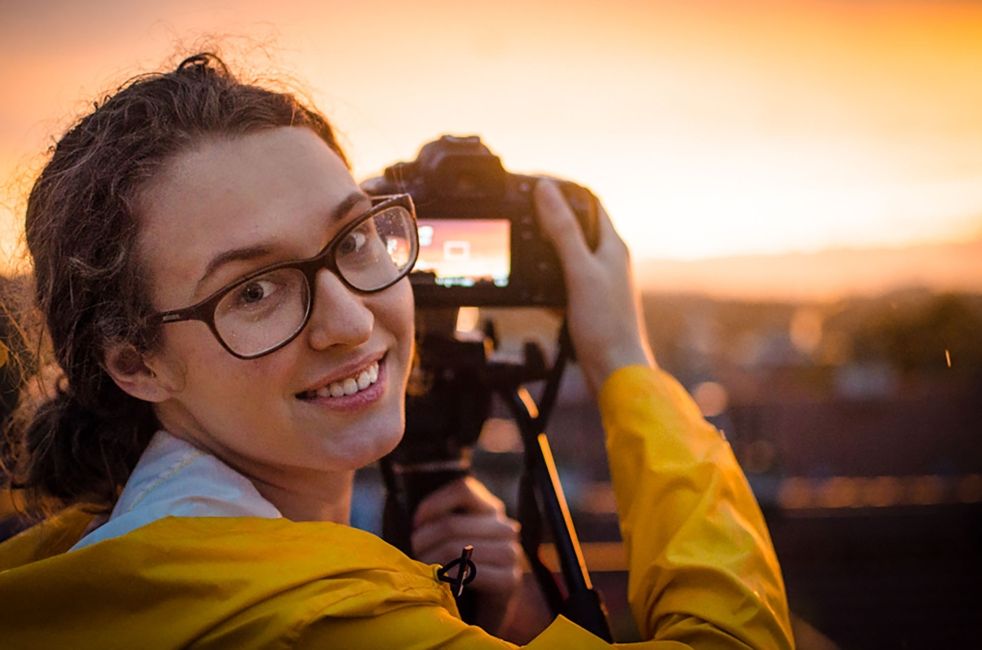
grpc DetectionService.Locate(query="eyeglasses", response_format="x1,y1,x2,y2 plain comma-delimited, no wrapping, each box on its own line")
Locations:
154,194,418,359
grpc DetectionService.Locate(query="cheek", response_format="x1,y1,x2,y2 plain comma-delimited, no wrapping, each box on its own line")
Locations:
394,279,415,339
155,323,279,399
378,279,415,366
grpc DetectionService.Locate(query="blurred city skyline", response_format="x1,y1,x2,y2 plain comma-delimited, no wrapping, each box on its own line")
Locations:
2,0,981,297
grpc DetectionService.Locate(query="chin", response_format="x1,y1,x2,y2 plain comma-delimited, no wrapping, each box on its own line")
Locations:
372,426,405,463
329,417,405,471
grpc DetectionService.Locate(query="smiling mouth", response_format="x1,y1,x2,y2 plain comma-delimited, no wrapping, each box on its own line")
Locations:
298,360,381,400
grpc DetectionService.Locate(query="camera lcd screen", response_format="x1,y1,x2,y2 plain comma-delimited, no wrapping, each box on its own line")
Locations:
413,219,511,288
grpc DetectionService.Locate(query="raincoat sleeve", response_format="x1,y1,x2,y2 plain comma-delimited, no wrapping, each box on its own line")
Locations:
297,365,793,649
597,365,793,647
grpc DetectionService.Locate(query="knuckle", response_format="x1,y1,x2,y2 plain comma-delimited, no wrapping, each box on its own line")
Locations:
488,493,505,513
504,517,520,536
511,565,523,584
616,235,630,258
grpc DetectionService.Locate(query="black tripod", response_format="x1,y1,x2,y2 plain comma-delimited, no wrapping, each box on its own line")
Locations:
381,310,612,641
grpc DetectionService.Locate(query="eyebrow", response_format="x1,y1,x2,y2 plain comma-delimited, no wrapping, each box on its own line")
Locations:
195,190,369,292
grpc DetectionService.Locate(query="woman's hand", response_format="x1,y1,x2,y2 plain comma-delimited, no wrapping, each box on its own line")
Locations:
412,476,522,634
534,180,655,393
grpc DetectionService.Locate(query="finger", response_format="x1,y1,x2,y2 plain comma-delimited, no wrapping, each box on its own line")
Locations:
415,547,523,594
594,202,618,249
470,564,523,588
411,515,519,553
413,477,501,526
414,538,521,570
412,513,519,554
416,543,523,593
534,179,592,266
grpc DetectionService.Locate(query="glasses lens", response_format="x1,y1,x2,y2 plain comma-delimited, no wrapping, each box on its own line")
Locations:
337,206,417,291
213,267,310,357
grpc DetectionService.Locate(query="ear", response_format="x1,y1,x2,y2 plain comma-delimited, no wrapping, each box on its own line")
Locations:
103,342,177,403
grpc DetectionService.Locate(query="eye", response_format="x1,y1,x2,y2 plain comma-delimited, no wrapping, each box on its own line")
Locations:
215,268,306,337
234,278,278,307
337,229,368,257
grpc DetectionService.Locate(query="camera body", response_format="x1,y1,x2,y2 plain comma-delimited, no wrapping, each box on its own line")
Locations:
367,135,598,307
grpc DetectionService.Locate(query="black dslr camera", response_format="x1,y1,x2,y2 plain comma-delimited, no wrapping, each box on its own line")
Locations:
367,135,599,307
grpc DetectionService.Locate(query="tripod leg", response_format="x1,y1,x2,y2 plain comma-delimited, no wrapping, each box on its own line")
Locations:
506,387,613,641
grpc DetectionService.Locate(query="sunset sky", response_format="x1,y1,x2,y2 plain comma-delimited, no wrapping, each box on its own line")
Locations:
2,0,981,293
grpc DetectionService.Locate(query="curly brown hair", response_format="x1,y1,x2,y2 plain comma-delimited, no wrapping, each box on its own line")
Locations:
6,52,347,518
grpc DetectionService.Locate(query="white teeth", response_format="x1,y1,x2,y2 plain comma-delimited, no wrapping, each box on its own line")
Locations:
308,361,380,399
342,378,358,395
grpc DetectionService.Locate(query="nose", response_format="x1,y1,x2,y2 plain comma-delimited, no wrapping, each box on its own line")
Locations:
306,269,374,350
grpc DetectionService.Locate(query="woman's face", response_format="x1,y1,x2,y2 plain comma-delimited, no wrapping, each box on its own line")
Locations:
136,127,414,485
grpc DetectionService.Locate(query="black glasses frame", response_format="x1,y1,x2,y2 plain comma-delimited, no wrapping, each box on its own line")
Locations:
153,193,418,360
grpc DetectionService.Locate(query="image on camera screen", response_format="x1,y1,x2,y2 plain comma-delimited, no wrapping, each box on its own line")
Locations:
413,219,510,288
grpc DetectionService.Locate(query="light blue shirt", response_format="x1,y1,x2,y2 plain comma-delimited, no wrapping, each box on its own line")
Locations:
71,430,282,551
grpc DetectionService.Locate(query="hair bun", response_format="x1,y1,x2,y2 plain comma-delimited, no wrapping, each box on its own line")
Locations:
176,53,227,75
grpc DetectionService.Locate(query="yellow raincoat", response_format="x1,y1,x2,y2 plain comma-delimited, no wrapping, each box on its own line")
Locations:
0,366,793,648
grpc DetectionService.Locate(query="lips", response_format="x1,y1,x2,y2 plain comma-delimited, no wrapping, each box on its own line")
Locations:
297,358,382,400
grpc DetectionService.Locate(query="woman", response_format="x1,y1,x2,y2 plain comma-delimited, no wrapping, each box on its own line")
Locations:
0,54,793,648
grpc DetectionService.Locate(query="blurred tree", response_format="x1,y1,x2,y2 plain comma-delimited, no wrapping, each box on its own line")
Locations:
849,293,982,376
